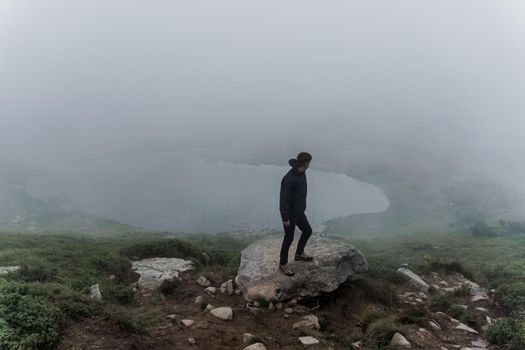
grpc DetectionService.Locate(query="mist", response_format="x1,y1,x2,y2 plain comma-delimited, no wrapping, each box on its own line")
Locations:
1,1,525,232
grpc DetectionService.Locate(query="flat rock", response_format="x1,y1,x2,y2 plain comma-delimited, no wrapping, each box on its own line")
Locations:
471,339,488,348
243,343,267,350
456,323,479,334
210,306,233,320
131,257,194,290
235,236,367,301
397,268,429,292
181,319,195,328
292,314,320,330
390,332,411,347
298,336,320,346
0,266,21,275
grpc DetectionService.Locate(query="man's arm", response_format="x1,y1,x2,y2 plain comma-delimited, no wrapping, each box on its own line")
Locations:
280,175,295,223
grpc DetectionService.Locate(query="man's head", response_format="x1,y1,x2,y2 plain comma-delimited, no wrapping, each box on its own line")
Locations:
296,152,312,172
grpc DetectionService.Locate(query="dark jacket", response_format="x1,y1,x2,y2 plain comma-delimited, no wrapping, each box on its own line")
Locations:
279,158,307,221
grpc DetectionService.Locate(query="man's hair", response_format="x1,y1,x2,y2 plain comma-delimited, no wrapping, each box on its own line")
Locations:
296,152,312,166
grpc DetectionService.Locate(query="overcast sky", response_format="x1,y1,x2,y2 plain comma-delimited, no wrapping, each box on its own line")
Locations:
1,1,525,208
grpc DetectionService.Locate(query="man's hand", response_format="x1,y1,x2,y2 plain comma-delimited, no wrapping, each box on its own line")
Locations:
283,220,290,227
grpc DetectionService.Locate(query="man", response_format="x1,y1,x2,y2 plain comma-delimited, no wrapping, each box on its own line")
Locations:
278,152,313,276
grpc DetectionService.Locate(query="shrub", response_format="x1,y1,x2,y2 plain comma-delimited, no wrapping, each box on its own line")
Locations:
0,289,61,350
107,284,135,305
158,278,182,296
495,282,525,315
364,314,405,348
487,318,525,349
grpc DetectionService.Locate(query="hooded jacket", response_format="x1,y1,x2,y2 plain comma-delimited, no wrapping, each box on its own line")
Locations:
279,158,307,221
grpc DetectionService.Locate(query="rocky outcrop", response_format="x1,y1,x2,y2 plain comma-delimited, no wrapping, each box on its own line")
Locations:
235,236,367,301
131,257,194,290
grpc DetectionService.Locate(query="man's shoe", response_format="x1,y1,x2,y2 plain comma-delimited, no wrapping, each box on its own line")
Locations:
294,252,313,262
279,264,294,276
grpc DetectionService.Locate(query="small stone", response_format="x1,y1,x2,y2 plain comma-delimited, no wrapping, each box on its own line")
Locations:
195,296,204,304
471,294,489,303
109,274,115,280
428,320,441,330
224,279,234,295
268,302,275,311
181,319,195,327
439,280,449,287
275,302,283,310
292,315,320,330
456,323,479,334
197,276,211,287
471,339,488,348
205,286,217,295
486,316,492,325
352,341,362,348
188,337,196,345
292,305,309,314
283,314,290,318
457,305,468,310
89,284,102,301
210,306,233,320
204,304,215,312
235,289,242,295
298,336,320,346
253,301,260,307
243,333,255,345
284,308,294,314
243,343,267,350
390,332,411,348
475,307,489,313
166,314,177,320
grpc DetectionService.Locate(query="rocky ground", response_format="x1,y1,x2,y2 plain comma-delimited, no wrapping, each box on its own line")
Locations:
55,240,500,350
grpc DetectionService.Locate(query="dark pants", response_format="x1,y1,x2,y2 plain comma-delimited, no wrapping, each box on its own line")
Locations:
279,213,312,265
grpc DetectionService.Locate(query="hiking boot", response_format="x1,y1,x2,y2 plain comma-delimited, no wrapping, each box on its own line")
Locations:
294,252,313,262
279,264,294,276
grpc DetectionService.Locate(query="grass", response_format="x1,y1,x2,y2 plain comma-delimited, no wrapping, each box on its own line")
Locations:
0,231,254,349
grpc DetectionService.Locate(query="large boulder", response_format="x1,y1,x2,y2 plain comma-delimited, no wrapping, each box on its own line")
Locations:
132,257,194,290
235,236,367,301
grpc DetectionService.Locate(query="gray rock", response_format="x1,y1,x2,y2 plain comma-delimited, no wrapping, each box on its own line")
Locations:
89,284,102,301
204,304,215,312
397,268,429,292
0,266,20,276
205,286,217,295
188,337,197,345
131,258,194,290
210,306,233,320
181,319,195,328
292,314,320,330
390,332,411,347
471,339,488,348
243,333,256,346
235,236,367,301
456,323,479,334
195,296,204,304
243,343,267,350
220,279,234,295
197,276,211,287
298,336,320,346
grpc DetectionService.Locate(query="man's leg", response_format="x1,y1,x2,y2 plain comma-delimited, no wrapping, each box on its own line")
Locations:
295,214,312,256
279,219,296,265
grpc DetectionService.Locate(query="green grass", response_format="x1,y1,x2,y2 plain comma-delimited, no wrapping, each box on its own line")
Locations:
0,231,255,349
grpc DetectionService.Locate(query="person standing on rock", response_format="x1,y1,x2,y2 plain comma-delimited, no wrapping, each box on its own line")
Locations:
279,152,314,276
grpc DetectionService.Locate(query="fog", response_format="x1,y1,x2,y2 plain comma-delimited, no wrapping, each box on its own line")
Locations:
1,1,525,232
